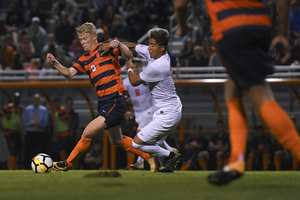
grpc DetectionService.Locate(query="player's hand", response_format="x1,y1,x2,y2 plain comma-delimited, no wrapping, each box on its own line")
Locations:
46,53,57,65
126,58,133,70
269,35,290,64
110,40,120,48
98,42,112,55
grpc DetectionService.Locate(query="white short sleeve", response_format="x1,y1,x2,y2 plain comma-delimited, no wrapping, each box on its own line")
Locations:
135,44,149,59
140,62,164,83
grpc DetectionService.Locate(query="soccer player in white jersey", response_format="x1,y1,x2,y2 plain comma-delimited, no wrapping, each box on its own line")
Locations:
122,28,182,172
123,57,177,171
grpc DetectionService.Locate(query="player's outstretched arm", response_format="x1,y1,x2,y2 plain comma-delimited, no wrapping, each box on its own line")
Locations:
110,40,133,59
126,59,145,86
46,53,77,79
123,43,138,52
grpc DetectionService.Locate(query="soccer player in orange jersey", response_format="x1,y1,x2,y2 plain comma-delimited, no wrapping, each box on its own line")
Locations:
47,22,154,171
175,0,300,185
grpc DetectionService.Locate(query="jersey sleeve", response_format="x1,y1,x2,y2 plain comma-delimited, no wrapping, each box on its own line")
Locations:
135,44,149,59
72,56,86,74
139,62,164,83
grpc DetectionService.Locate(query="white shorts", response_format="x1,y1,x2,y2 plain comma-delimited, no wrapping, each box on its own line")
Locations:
136,106,154,131
137,109,182,144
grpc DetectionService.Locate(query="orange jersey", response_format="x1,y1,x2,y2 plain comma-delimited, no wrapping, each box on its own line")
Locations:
204,0,272,43
72,41,127,101
0,103,22,120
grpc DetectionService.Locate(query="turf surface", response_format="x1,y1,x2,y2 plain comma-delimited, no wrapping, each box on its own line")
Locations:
0,170,299,200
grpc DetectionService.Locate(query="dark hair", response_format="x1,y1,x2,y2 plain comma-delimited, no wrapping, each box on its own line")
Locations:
66,97,73,102
148,28,169,51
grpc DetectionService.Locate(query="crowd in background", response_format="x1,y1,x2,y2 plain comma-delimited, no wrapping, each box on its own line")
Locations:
1,0,300,72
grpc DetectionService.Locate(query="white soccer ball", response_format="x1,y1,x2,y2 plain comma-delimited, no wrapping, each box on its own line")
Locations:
31,153,53,173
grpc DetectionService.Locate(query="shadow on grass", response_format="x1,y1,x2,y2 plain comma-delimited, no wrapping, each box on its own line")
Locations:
84,171,122,178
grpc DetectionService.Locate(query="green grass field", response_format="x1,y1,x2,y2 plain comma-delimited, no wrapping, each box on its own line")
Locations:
0,170,300,200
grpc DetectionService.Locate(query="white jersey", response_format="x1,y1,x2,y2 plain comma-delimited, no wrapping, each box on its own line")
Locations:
136,44,182,112
123,77,154,125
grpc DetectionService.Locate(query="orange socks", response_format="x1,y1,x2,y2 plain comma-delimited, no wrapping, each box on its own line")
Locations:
8,156,16,170
260,101,300,161
227,97,248,164
119,136,150,161
126,152,135,170
198,158,208,171
180,163,191,170
274,154,281,171
67,136,92,167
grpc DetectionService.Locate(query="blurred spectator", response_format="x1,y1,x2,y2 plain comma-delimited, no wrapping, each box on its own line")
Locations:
81,0,95,24
55,46,73,67
5,33,16,51
95,19,110,39
208,52,222,66
24,58,41,81
103,4,117,31
42,33,58,57
84,140,103,169
55,10,75,51
5,0,24,32
40,61,58,77
178,37,194,67
50,0,78,29
180,123,209,170
246,125,272,171
144,0,171,29
18,10,32,30
126,4,147,42
23,93,49,169
0,92,22,170
96,28,107,43
28,0,47,29
290,0,300,39
0,35,16,70
188,45,209,67
27,17,47,57
208,120,230,170
272,137,293,171
16,32,35,64
168,47,178,68
53,98,72,161
110,14,133,42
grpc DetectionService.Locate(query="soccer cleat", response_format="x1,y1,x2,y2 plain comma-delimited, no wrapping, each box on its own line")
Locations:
207,161,244,186
53,160,71,171
161,152,181,171
148,157,156,173
130,162,144,170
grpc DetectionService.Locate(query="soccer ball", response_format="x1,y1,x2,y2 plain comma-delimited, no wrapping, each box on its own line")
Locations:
31,153,53,173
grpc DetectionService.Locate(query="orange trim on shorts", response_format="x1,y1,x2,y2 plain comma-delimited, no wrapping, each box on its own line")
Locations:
107,99,117,115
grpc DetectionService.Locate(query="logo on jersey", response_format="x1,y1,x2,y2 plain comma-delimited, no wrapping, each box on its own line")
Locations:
91,65,96,72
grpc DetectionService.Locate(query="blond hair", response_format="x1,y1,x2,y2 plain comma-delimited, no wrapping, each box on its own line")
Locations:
75,22,97,36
